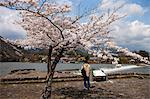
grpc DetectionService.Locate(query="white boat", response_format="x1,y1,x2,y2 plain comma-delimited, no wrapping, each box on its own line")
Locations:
93,69,107,81
93,69,106,77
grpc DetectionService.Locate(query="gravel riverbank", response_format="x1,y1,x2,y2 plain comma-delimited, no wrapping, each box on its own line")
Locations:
0,78,150,99
0,69,150,99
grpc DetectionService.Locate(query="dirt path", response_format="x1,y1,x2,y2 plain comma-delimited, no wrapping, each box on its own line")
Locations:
0,78,150,99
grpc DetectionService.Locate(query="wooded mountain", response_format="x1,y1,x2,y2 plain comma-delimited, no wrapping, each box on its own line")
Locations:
0,36,23,62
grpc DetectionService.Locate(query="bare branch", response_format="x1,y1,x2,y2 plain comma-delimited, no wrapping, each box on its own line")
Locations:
46,33,56,43
37,0,47,13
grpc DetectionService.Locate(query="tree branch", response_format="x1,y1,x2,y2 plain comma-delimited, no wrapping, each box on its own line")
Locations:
0,3,65,40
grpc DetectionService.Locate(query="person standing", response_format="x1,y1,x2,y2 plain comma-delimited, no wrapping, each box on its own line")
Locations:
81,61,91,90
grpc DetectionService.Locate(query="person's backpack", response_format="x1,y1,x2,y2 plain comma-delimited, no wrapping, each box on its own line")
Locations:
81,68,86,77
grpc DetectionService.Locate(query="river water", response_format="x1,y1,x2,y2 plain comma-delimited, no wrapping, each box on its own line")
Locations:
0,62,149,75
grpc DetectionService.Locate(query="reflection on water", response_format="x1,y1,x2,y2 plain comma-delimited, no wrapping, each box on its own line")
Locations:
0,62,149,75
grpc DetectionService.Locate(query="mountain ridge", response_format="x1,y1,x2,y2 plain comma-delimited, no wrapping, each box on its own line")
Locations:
0,36,23,62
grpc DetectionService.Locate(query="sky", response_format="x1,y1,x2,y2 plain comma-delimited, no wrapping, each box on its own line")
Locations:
0,0,150,51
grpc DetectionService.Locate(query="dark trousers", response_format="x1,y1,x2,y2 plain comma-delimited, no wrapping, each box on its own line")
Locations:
84,76,90,90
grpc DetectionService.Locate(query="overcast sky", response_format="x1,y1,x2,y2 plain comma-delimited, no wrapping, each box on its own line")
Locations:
0,0,150,51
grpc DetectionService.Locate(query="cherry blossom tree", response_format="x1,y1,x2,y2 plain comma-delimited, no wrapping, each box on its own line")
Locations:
0,0,149,98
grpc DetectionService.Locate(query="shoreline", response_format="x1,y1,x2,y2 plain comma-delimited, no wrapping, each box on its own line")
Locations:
0,69,149,84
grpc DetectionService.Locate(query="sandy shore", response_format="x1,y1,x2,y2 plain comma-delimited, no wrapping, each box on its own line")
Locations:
0,78,150,99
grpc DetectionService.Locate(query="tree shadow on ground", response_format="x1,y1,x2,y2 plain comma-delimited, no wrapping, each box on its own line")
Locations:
52,87,117,99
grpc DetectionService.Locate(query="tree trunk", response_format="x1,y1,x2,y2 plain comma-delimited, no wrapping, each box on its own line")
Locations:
47,46,53,74
41,48,64,99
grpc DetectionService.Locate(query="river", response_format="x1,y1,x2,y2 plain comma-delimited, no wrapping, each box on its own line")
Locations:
0,62,149,75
